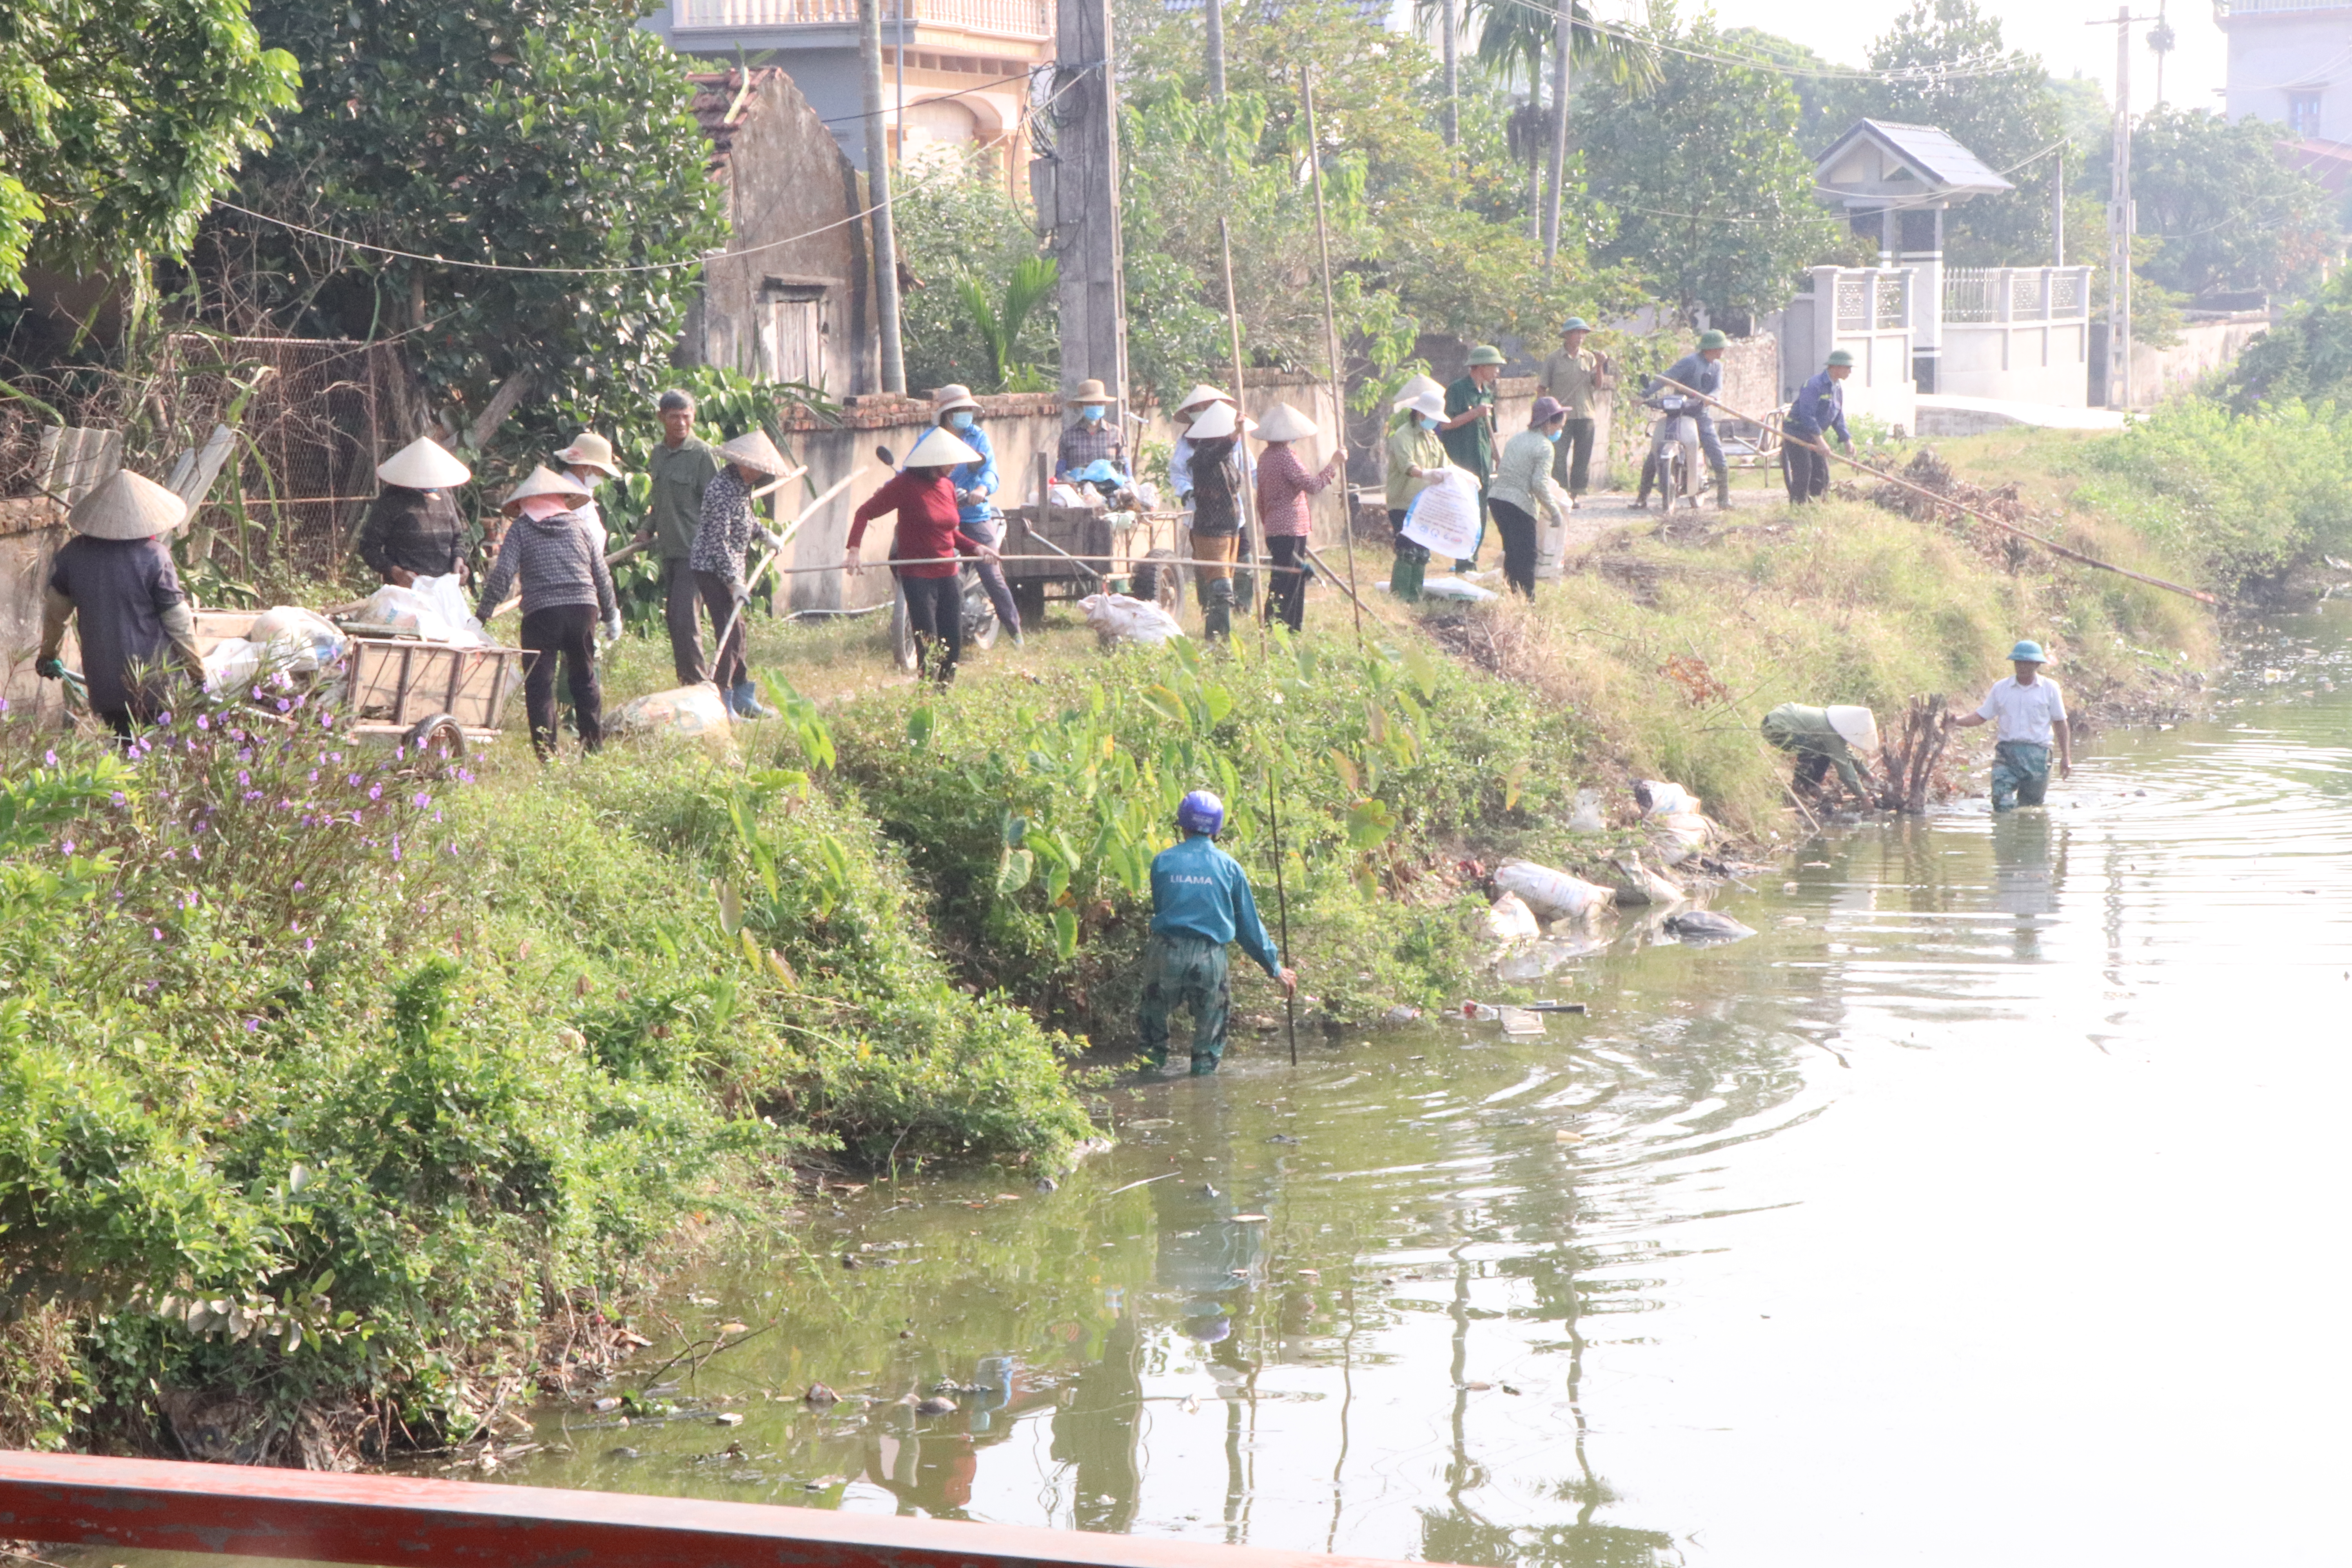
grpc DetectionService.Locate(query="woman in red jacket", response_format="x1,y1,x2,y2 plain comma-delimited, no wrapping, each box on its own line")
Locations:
846,426,998,682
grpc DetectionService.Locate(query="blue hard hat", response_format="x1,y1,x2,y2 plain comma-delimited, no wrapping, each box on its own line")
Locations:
2008,640,2048,663
1177,789,1225,836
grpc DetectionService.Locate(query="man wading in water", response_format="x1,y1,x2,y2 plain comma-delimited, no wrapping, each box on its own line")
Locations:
1139,791,1298,1076
1947,640,2071,811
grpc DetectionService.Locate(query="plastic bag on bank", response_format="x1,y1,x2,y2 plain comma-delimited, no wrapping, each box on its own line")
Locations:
202,638,262,697
611,682,733,741
1634,779,1700,818
1476,891,1543,946
1494,859,1617,921
1416,575,1499,603
1081,593,1185,646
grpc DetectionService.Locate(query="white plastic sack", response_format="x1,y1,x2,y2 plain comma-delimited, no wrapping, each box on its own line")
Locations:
360,574,489,648
1416,575,1499,603
1476,891,1542,946
1080,593,1186,646
1132,481,1161,510
1568,788,1606,834
1400,467,1484,561
247,606,348,674
201,638,262,697
1495,859,1616,921
1610,855,1686,906
611,682,732,740
1636,779,1700,818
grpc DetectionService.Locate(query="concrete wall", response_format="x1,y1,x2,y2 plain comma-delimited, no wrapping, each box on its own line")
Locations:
1940,318,2091,405
0,498,71,722
1777,270,1918,434
2089,313,2272,409
2224,13,2351,140
686,71,881,399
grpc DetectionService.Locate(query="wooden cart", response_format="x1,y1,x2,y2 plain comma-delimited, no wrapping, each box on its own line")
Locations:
1000,452,1233,621
190,609,524,750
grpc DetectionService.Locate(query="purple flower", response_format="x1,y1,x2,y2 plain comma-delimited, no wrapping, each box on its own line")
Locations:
243,790,263,802
196,714,209,730
347,774,361,788
0,697,9,713
368,784,382,801
191,844,201,861
307,770,319,783
238,771,250,786
60,839,74,855
303,937,316,954
293,880,305,890
43,749,57,767
276,699,291,713
110,792,125,806
413,792,431,808
243,1017,260,1032
321,711,334,728
157,710,172,725
152,927,163,940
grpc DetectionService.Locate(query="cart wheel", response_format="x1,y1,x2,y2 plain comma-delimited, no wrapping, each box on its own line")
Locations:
1131,548,1184,615
889,581,920,673
405,713,467,773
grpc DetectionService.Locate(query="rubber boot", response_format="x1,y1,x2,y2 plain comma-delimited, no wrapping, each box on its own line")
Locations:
1189,1054,1220,1076
1391,552,1425,602
730,678,772,719
1202,577,1234,642
1713,466,1734,511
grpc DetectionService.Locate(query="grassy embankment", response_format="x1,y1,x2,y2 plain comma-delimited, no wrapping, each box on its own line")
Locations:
0,428,2218,1459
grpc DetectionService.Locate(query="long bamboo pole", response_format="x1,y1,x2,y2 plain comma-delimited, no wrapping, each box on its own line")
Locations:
1265,768,1298,1066
1657,377,2225,608
1218,216,1269,622
711,468,866,655
1299,68,1365,649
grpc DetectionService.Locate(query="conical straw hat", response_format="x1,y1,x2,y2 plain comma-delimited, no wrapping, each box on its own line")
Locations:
377,436,471,490
1186,403,1241,440
1252,402,1317,442
905,426,983,468
553,431,622,476
1392,374,1445,408
1399,392,1445,421
1826,705,1880,753
68,468,188,540
1176,383,1232,413
717,430,791,476
501,465,594,514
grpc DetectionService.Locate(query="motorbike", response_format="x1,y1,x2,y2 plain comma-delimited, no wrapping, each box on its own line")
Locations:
1647,394,1701,512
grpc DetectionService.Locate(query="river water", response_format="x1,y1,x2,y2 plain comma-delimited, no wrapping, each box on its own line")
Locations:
290,613,2352,1564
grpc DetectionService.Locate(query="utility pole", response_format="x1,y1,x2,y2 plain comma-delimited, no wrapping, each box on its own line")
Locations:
2051,157,2064,268
2088,8,2156,411
1441,0,1459,149
1543,0,1572,265
860,0,905,392
1205,0,1225,100
1302,69,1364,648
1045,0,1128,412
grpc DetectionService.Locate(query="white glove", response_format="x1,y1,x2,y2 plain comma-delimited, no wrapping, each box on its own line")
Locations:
602,610,623,644
761,529,787,552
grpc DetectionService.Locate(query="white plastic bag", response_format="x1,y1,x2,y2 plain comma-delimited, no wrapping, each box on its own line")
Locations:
1401,466,1483,560
413,572,490,646
1635,779,1699,818
1568,788,1606,834
1610,855,1686,906
359,575,488,647
1416,574,1499,603
201,638,262,697
1495,859,1616,921
1476,891,1542,946
611,682,733,740
247,606,348,673
1080,593,1186,646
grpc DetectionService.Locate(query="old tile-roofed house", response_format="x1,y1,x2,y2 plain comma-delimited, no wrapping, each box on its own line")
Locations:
681,67,880,398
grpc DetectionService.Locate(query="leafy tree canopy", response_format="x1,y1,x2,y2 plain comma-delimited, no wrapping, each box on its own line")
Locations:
1828,0,2066,267
0,0,296,296
195,0,726,463
2091,107,2332,301
1576,5,1837,328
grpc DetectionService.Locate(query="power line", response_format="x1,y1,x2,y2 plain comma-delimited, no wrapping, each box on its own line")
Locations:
1475,0,2043,84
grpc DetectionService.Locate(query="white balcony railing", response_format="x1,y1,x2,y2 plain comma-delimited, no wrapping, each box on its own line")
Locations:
2215,0,2352,15
672,0,1051,39
1945,267,2092,325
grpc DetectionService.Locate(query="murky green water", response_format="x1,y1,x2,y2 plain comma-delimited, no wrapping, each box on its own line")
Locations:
117,611,2352,1568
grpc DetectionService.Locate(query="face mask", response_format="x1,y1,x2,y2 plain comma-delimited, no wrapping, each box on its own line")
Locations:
1082,405,1105,421
949,411,974,431
1418,415,1441,431
1544,429,1561,444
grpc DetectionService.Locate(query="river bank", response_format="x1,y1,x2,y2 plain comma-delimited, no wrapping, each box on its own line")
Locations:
0,434,2219,1465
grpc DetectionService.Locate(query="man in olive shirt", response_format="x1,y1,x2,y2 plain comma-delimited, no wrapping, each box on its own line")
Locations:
632,389,725,684
1439,344,1504,570
1537,318,1613,506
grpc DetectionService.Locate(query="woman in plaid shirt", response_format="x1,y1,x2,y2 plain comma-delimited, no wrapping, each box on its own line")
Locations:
1251,402,1340,632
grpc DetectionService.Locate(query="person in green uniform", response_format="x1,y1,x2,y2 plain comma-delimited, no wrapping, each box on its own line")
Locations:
1760,703,1880,801
1439,345,1504,571
1139,790,1298,1076
1385,390,1447,601
631,389,725,685
1536,318,1613,506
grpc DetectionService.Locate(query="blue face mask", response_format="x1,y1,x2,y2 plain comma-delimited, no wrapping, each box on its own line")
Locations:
949,410,974,431
1082,404,1106,422
1544,428,1562,443
1418,415,1441,431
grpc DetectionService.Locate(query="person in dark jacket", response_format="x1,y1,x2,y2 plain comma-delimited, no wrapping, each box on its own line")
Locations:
846,425,996,683
37,469,203,737
474,466,617,760
358,436,473,585
1782,349,1854,504
1638,330,1733,510
1139,790,1298,1075
1182,401,1248,641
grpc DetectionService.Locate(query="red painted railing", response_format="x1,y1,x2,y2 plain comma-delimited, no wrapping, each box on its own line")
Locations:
0,1452,1442,1568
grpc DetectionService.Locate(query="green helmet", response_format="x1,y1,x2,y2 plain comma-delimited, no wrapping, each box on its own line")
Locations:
1560,317,1592,334
1825,348,1856,367
2008,639,2048,664
1466,344,1507,367
1697,329,1730,351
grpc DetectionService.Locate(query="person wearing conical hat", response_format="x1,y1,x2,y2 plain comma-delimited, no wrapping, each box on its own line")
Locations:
553,431,622,552
36,469,203,738
1391,373,1446,410
1168,381,1238,516
474,468,616,761
1181,402,1248,642
1761,702,1880,803
359,436,473,587
931,385,1020,646
846,425,996,684
1055,377,1130,497
1439,346,1505,570
1536,318,1613,508
1250,402,1340,633
1384,391,1448,602
632,390,726,687
691,430,796,719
